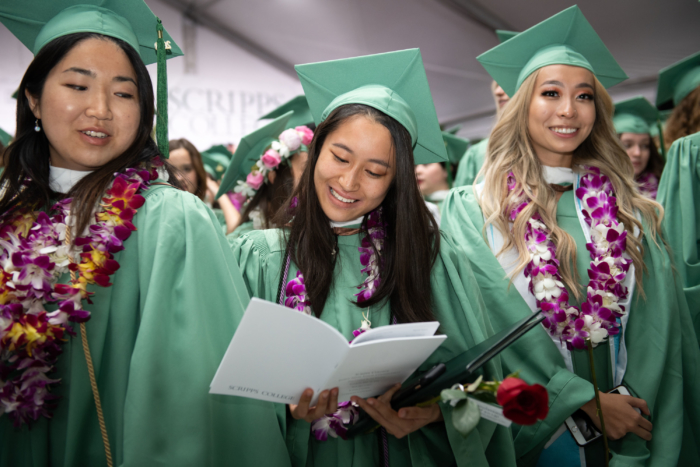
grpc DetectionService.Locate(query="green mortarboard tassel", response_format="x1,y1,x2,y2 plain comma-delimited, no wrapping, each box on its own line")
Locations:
478,6,627,97
155,18,169,159
656,51,700,110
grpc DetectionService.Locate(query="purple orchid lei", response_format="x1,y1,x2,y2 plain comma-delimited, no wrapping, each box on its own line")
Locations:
0,161,158,427
284,208,386,440
508,167,632,350
636,172,658,200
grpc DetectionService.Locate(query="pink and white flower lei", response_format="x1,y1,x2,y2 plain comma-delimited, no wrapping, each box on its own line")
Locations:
284,208,386,440
636,172,658,200
508,167,632,350
0,161,159,427
229,126,314,210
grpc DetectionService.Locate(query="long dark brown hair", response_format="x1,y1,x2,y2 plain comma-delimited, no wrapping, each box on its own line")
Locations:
664,85,700,149
0,33,179,236
273,104,440,323
240,163,294,229
169,138,207,200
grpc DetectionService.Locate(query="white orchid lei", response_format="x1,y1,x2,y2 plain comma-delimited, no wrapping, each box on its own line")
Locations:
507,167,632,350
229,126,314,210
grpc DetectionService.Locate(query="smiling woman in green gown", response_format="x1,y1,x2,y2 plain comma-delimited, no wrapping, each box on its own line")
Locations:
441,6,700,466
231,49,518,467
0,2,289,465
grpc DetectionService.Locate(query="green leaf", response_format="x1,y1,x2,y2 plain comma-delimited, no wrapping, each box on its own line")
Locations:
441,389,468,404
452,398,481,438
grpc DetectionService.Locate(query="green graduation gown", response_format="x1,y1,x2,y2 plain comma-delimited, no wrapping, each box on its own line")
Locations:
441,184,700,466
0,185,291,467
231,227,517,467
454,138,488,188
657,131,700,340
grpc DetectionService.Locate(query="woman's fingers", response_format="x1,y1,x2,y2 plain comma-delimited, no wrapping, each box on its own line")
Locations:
630,423,653,441
377,383,402,404
326,388,339,415
289,388,314,420
398,405,439,421
627,396,651,417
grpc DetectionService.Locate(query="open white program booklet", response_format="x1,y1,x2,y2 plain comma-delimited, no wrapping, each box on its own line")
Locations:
210,298,446,405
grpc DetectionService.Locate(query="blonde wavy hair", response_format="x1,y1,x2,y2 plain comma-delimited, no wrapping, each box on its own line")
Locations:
477,69,663,300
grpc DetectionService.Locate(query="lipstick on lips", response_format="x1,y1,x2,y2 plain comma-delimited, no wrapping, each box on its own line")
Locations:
79,127,111,146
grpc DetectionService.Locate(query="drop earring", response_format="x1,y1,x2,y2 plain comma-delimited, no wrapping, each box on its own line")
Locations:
34,119,41,132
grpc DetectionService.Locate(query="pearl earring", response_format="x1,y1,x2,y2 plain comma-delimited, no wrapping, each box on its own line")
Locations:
34,119,41,132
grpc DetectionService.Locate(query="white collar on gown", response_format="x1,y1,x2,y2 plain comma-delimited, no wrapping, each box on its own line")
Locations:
49,165,93,193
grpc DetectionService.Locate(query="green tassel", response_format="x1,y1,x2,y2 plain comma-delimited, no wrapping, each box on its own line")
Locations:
656,120,665,160
155,18,169,159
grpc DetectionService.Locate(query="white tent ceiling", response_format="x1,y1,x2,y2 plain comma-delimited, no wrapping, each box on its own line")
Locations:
157,0,700,139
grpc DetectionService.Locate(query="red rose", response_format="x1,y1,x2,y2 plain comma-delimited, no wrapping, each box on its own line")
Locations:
496,377,549,426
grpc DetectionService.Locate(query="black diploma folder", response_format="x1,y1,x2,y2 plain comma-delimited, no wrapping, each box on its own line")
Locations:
346,311,546,438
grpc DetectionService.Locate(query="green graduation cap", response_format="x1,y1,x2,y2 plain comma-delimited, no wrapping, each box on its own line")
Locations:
613,96,658,135
442,132,470,165
496,30,518,44
444,125,462,135
0,1,182,158
656,51,700,110
216,111,293,199
295,48,447,165
11,89,18,100
0,128,12,148
0,1,182,65
201,145,233,182
478,6,628,97
442,132,469,187
259,95,314,129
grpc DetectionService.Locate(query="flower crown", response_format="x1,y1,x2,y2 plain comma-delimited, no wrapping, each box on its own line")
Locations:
230,126,314,210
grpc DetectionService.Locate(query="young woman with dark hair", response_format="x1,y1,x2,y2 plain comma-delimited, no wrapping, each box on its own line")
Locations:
231,50,517,467
656,51,700,342
442,7,700,465
0,3,288,465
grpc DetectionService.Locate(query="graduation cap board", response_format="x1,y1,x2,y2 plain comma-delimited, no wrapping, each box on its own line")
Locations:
346,311,546,438
478,5,628,98
259,95,314,129
656,51,700,110
613,96,659,135
295,48,447,165
216,111,293,199
0,1,182,157
201,145,233,182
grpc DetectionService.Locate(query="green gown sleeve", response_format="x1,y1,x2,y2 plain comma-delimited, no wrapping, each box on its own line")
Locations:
0,185,291,467
227,220,257,247
657,131,700,341
454,139,488,188
440,187,596,460
231,228,518,467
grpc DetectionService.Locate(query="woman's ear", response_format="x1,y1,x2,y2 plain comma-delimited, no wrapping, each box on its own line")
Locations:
25,89,41,119
268,170,277,184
